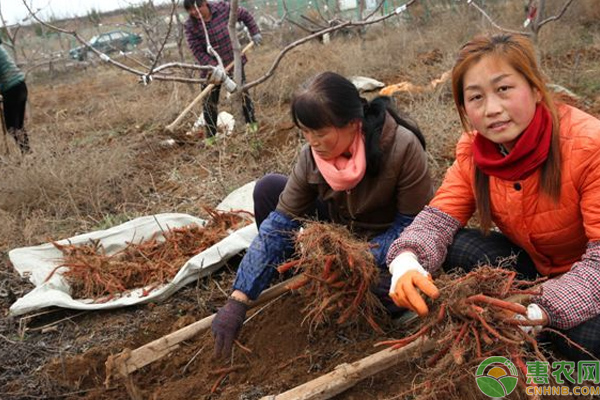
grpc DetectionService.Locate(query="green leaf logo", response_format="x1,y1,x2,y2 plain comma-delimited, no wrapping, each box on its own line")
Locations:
475,356,519,397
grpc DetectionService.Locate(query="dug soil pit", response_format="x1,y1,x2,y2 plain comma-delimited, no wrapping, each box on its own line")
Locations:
44,292,420,400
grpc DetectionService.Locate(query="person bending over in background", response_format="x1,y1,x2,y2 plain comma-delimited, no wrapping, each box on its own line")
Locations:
211,71,434,358
183,0,262,144
387,33,600,360
0,39,29,154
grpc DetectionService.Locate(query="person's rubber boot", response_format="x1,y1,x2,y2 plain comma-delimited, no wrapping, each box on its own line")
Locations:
246,122,259,134
203,136,217,147
16,129,31,154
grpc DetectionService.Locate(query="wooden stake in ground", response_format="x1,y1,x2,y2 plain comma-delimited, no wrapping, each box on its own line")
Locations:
105,274,305,384
165,42,254,133
260,337,437,400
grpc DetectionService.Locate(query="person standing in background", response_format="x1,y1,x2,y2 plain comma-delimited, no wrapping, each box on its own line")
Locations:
183,0,262,144
0,39,29,154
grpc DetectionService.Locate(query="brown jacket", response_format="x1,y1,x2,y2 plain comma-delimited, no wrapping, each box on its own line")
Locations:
277,113,434,239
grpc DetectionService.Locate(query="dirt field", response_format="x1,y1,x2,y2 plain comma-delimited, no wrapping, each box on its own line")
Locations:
1,1,600,399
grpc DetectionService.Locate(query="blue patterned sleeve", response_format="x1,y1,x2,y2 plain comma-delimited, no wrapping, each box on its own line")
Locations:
232,210,300,299
369,213,415,269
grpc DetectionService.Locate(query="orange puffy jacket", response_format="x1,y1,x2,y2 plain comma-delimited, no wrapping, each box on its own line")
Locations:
430,105,600,277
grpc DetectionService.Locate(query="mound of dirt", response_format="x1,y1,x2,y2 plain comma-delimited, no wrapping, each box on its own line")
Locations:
44,293,414,399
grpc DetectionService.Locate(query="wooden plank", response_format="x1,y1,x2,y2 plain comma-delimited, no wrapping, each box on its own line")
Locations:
259,285,537,399
106,273,303,379
260,337,436,400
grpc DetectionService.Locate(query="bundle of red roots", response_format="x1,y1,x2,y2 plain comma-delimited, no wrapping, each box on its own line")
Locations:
376,266,558,399
46,208,250,301
277,221,385,334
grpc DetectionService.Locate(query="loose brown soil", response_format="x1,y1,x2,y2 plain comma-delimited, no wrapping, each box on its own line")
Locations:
6,273,587,400
5,273,418,400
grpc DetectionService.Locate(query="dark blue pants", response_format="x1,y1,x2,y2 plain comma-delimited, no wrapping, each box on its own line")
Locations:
253,173,404,315
253,173,328,228
2,81,29,153
446,228,600,360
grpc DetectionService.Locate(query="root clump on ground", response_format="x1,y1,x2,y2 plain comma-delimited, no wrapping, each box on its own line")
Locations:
47,209,250,300
378,266,552,399
277,221,385,334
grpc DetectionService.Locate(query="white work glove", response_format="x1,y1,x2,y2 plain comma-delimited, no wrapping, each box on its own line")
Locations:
207,66,237,93
388,252,440,317
208,66,227,85
252,33,263,46
514,303,545,335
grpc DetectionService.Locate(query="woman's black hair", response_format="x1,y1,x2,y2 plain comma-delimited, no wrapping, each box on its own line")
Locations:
291,71,426,176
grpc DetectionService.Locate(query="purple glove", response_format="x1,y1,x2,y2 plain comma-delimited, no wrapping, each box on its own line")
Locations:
211,298,248,358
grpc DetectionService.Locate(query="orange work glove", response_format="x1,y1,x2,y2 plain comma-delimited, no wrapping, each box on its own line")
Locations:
388,252,440,317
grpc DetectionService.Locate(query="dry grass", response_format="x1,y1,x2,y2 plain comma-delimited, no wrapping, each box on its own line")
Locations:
0,134,133,214
0,131,139,248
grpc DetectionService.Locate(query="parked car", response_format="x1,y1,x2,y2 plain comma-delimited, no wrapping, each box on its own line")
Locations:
69,30,142,61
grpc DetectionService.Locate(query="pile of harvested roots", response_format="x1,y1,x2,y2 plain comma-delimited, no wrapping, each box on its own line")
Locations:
47,209,250,301
277,221,385,333
377,267,550,399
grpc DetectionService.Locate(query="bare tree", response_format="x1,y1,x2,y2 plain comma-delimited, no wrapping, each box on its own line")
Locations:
525,0,575,43
21,0,418,130
21,0,210,84
124,1,163,55
227,0,245,126
0,2,26,61
466,0,575,44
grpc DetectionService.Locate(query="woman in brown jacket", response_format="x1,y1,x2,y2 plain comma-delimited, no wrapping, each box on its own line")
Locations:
211,71,434,358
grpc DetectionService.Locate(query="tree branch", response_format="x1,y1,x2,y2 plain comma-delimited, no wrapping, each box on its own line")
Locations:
0,2,24,59
466,0,532,37
537,0,575,28
146,0,179,77
245,0,418,90
365,0,388,21
20,0,419,90
20,0,208,84
281,0,318,34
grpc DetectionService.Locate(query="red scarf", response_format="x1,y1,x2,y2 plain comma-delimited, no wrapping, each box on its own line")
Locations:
473,104,552,181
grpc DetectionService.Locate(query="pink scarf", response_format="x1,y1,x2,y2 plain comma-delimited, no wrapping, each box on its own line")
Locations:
312,132,367,191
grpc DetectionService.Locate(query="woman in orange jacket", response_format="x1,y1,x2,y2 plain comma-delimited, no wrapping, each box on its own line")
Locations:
387,33,600,360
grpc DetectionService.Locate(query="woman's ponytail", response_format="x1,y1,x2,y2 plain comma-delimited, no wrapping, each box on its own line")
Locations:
362,96,426,176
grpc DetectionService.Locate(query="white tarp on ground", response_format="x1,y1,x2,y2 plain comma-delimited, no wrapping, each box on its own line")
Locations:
9,181,257,316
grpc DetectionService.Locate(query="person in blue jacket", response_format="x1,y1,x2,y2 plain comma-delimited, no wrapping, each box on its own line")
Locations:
211,71,434,357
